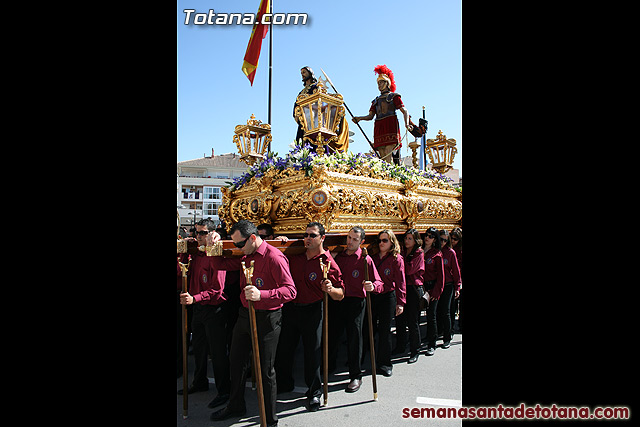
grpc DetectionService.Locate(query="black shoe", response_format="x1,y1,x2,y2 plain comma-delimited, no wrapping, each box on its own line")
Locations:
408,353,419,364
442,341,451,349
425,347,435,356
345,378,362,393
305,396,321,412
207,393,230,409
209,406,247,421
377,366,392,377
177,383,208,395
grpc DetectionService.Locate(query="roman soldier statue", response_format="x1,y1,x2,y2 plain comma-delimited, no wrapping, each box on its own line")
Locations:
352,65,412,164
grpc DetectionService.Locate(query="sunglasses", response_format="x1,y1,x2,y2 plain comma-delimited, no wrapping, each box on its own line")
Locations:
377,238,390,243
450,236,459,241
303,232,320,239
233,236,251,248
195,230,210,236
425,234,437,239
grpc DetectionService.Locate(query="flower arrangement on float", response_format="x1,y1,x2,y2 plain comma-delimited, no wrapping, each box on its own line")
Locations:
225,143,454,192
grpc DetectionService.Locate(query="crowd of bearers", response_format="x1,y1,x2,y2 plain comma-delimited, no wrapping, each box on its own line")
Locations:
177,220,462,426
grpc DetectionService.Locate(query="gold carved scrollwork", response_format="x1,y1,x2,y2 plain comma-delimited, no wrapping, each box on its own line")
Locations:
221,164,461,235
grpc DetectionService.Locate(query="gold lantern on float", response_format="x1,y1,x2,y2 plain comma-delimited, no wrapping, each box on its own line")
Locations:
294,80,345,155
233,114,272,166
426,129,457,173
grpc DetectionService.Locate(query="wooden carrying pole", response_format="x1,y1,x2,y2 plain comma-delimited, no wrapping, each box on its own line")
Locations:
242,261,267,427
178,259,191,419
319,258,331,406
361,248,378,401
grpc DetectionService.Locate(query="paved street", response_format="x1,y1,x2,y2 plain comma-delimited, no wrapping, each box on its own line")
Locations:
177,319,462,427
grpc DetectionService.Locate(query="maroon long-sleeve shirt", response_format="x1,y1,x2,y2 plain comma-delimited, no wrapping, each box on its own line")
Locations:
423,247,445,300
441,245,462,292
188,251,227,305
210,241,297,310
402,246,425,294
373,252,407,307
288,251,344,304
334,246,383,298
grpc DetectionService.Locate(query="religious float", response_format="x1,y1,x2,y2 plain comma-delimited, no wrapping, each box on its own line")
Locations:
178,77,461,256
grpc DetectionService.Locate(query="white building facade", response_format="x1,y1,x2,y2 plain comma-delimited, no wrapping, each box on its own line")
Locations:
177,152,248,227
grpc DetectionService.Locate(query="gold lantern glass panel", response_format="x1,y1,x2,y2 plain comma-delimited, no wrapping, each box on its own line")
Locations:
233,114,272,166
426,129,457,174
294,81,345,155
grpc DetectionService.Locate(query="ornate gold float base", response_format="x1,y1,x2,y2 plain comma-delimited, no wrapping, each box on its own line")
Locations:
219,164,461,235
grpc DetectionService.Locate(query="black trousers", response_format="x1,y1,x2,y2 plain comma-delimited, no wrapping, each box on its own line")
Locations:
363,291,396,370
395,285,424,355
438,283,454,343
328,296,365,380
227,306,281,425
426,282,454,347
190,304,230,395
275,300,323,398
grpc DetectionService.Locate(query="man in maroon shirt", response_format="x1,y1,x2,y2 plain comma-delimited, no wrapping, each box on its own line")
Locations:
329,226,383,393
208,220,296,427
275,222,344,412
178,219,230,410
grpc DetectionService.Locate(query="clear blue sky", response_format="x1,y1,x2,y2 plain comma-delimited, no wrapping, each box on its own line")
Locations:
177,0,461,176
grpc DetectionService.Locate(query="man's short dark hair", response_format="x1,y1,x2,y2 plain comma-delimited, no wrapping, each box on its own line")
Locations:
350,226,365,242
306,222,325,236
229,219,258,239
257,223,275,239
196,218,216,231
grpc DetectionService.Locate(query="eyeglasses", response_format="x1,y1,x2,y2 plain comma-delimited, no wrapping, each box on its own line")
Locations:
233,236,251,248
195,230,210,236
378,238,389,243
303,232,320,239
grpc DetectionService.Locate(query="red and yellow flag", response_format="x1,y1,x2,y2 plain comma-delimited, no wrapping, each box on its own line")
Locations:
242,0,270,85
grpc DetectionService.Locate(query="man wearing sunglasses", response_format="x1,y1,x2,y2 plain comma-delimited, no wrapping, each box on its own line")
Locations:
178,219,230,410
275,222,344,412
208,220,296,427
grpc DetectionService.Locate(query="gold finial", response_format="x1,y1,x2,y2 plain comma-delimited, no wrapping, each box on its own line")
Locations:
241,260,255,285
178,259,191,277
319,258,331,279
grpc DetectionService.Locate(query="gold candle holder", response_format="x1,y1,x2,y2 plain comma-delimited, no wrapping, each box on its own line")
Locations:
319,258,331,279
241,260,255,284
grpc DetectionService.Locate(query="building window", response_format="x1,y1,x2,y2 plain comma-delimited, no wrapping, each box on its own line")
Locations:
203,202,220,216
204,187,222,200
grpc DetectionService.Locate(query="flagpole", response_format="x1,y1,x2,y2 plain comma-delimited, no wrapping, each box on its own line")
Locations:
420,106,426,170
267,0,273,153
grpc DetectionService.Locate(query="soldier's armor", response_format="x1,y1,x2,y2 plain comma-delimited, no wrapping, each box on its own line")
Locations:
372,92,399,120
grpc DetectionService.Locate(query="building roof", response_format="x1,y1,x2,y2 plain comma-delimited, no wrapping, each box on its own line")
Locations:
178,153,247,169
